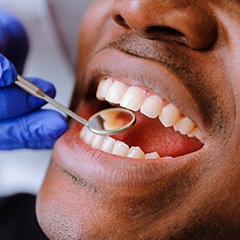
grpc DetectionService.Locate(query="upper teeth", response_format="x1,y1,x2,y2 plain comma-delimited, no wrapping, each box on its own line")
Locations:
97,77,204,141
79,77,204,160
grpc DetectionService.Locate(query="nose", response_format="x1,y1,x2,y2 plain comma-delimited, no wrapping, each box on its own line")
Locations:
111,0,218,50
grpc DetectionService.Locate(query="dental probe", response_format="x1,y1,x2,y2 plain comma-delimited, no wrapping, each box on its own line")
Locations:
15,75,136,135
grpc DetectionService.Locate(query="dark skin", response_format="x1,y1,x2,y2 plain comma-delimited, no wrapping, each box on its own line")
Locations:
36,1,240,239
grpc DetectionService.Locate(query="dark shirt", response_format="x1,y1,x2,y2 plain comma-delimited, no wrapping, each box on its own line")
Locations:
0,193,49,240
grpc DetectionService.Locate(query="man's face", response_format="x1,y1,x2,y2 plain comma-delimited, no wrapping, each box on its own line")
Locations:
37,0,240,239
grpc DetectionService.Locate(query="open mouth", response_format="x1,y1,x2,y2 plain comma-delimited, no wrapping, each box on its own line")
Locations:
79,77,204,160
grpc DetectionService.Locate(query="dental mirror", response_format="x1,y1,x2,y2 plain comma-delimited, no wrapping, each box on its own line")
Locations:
15,75,136,135
88,107,135,135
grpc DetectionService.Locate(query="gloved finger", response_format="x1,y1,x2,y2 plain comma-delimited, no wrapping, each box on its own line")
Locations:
0,53,17,87
0,77,56,120
0,9,29,73
0,109,68,150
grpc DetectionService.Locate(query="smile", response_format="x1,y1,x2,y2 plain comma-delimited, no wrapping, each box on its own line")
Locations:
79,77,204,159
53,48,209,187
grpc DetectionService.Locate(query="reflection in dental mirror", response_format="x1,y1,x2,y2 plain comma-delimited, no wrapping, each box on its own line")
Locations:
88,108,136,135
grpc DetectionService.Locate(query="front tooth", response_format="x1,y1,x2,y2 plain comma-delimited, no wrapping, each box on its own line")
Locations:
145,152,161,159
127,146,145,159
173,117,195,135
120,86,145,111
106,81,126,104
140,95,163,118
159,104,180,127
84,128,94,144
101,136,116,153
112,141,129,157
91,134,105,148
80,126,88,139
96,78,113,100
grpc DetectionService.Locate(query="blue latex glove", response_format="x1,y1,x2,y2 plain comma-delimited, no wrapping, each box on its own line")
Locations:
0,55,68,149
0,8,29,73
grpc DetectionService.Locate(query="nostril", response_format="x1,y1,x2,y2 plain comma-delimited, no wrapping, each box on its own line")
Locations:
113,15,191,47
147,26,187,44
114,14,128,27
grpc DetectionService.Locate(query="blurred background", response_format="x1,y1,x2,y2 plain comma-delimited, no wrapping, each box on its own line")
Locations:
0,0,91,196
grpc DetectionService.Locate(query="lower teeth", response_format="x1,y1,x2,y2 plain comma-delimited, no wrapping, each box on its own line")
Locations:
80,126,161,159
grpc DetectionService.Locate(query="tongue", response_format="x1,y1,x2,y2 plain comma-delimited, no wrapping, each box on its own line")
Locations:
114,112,203,157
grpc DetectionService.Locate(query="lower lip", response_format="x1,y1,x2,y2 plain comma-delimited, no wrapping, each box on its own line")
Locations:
53,122,201,188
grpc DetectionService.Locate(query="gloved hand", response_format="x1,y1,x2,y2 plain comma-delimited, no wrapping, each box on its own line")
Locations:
0,54,68,149
0,9,68,149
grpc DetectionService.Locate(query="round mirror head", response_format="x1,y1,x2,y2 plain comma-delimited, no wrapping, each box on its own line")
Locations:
88,108,136,135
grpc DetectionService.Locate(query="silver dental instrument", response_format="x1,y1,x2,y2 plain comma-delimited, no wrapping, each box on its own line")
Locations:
15,75,136,135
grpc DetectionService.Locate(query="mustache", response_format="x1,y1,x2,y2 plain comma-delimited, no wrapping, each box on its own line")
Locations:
104,33,193,80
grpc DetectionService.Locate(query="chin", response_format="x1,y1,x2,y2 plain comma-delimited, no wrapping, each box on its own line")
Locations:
37,158,240,239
